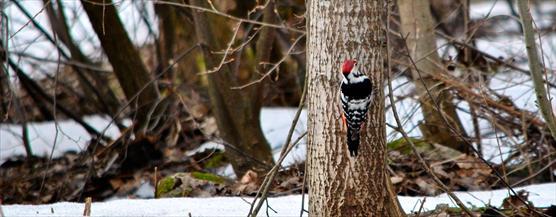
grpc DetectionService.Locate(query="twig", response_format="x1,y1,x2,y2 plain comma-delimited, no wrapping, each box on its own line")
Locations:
38,30,62,200
248,74,308,217
399,33,542,215
175,95,272,170
206,21,242,74
14,0,120,117
154,166,159,198
299,161,307,217
425,62,545,127
517,0,556,139
388,58,473,216
154,0,304,34
389,14,556,89
511,158,556,187
265,198,277,216
439,35,556,89
11,52,110,73
232,33,305,90
7,58,107,140
388,27,473,216
9,0,50,39
415,197,426,217
78,44,200,200
249,132,307,217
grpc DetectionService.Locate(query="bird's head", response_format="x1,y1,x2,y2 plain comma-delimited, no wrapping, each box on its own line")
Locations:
342,59,357,75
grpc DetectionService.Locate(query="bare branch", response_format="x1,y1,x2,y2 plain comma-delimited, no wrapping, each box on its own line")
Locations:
388,38,474,217
232,33,305,90
248,74,308,217
206,22,242,74
154,0,304,34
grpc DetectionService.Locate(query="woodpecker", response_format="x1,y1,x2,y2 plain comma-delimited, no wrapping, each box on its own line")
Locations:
340,59,373,157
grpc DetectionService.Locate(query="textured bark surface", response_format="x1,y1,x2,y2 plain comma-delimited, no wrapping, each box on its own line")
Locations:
397,0,468,153
306,1,404,216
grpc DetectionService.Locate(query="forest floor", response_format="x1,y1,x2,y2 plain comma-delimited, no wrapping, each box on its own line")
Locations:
2,108,556,216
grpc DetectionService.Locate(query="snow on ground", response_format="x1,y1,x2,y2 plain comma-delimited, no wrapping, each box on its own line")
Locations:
3,183,555,216
261,108,307,165
0,108,307,167
0,116,129,163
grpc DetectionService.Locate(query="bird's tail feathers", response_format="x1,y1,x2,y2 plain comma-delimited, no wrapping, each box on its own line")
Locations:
347,129,360,157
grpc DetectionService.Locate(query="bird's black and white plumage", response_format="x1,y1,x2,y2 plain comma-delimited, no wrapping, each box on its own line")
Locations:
340,59,373,157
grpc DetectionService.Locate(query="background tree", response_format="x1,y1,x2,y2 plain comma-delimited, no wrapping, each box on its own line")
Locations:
397,0,469,153
81,0,163,133
517,0,556,140
306,0,404,216
43,0,121,116
190,0,275,177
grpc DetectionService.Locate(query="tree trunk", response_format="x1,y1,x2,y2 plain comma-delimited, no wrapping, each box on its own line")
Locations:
190,0,275,178
397,0,469,153
81,0,161,132
44,0,121,116
0,22,8,116
429,0,466,37
154,0,199,88
517,0,556,141
306,0,405,216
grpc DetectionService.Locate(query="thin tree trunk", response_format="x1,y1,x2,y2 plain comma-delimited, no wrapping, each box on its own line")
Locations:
81,0,160,132
517,0,556,140
517,0,556,138
397,0,469,153
252,0,277,122
154,0,198,87
306,0,404,216
190,0,274,177
0,12,8,117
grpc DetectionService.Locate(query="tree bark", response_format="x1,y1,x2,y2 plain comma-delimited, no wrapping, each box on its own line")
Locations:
190,0,274,178
397,0,469,153
306,0,404,216
81,0,160,132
